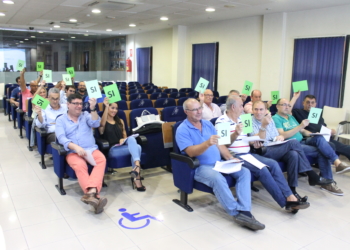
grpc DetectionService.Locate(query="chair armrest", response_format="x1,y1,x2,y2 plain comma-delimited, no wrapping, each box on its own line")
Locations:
136,135,147,145
170,152,200,169
339,121,350,125
16,108,24,114
95,138,110,151
51,142,67,156
35,127,48,137
24,114,33,123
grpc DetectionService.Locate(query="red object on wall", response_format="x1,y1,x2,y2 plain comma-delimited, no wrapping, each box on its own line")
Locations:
126,58,132,72
130,49,133,57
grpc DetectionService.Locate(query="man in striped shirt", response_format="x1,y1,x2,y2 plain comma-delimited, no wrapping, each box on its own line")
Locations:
215,95,309,213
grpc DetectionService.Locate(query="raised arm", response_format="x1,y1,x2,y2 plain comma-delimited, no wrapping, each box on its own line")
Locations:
98,97,109,135
19,68,27,92
289,91,301,113
35,71,43,84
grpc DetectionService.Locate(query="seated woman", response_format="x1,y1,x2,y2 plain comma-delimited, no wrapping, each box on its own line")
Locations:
99,97,145,192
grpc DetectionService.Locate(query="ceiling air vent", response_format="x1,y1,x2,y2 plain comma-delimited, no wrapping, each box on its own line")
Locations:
87,1,135,11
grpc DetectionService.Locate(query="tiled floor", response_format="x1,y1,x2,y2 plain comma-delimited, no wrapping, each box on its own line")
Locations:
1,113,350,250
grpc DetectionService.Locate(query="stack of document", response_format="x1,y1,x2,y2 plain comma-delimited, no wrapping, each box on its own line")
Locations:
213,159,243,174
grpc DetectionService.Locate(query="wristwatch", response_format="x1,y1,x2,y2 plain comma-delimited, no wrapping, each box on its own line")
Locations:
259,127,266,131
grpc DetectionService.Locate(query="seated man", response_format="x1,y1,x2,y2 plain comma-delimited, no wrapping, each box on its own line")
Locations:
59,81,76,104
177,98,265,230
220,90,247,114
35,88,67,144
199,89,221,121
292,94,350,173
252,101,331,199
216,95,309,213
19,68,42,112
272,98,348,196
55,94,107,214
9,76,21,107
244,89,275,114
76,81,87,100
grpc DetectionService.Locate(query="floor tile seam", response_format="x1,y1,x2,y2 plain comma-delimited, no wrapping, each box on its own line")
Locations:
2,227,30,250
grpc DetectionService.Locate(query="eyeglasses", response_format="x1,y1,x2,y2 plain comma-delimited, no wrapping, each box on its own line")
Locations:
70,102,83,106
204,94,213,97
278,103,291,107
186,106,203,112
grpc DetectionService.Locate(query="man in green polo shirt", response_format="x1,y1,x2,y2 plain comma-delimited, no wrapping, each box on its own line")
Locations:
272,98,346,196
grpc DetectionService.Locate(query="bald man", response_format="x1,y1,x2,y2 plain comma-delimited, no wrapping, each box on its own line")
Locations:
244,89,272,114
199,89,221,121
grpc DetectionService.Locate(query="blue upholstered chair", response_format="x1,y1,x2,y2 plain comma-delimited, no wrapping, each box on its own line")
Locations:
154,98,176,108
161,106,186,122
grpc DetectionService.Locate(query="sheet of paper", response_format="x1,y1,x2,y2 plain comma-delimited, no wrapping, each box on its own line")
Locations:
320,125,331,142
62,74,72,85
242,136,265,142
216,122,231,145
308,107,322,124
241,81,253,95
66,67,75,77
194,77,209,93
266,140,288,147
36,62,44,72
85,80,102,99
112,134,139,147
103,83,121,103
17,60,25,71
239,154,267,169
240,114,253,134
309,133,330,136
271,91,279,104
83,150,96,166
292,80,308,92
32,95,49,110
43,69,52,82
213,159,243,174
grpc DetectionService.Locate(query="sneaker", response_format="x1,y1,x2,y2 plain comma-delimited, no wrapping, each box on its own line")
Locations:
233,213,265,230
336,163,350,174
320,182,344,196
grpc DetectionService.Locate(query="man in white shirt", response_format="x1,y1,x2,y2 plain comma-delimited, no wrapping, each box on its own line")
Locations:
59,81,76,104
200,89,221,121
220,90,247,114
35,88,67,143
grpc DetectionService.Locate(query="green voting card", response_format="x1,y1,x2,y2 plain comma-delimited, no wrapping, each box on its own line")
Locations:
36,62,44,72
217,122,231,145
85,80,102,99
308,107,322,124
271,91,280,104
103,83,121,103
292,80,308,93
17,60,25,71
240,113,253,134
32,95,49,110
66,67,75,77
194,77,209,93
62,74,72,85
43,70,52,83
241,81,253,96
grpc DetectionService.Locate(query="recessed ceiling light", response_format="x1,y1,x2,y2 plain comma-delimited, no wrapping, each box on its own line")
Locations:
205,7,215,12
38,31,44,33
61,38,64,40
71,37,75,38
84,34,89,36
15,43,18,44
41,42,43,44
3,0,14,4
92,9,101,14
31,36,35,38
53,40,56,41
106,29,112,32
0,13,6,16
160,16,168,21
119,33,121,34
24,38,28,40
69,18,77,22
129,23,136,27
20,41,23,43
53,25,60,28
46,41,49,42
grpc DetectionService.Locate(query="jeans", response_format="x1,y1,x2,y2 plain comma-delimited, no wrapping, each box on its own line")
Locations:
108,137,141,168
262,140,312,187
330,138,350,160
238,154,292,208
194,165,251,216
301,136,337,180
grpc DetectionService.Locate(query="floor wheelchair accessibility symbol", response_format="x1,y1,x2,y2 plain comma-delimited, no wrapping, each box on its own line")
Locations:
118,208,162,230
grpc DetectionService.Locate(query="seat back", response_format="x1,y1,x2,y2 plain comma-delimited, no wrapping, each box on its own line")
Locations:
162,106,186,122
154,98,176,108
213,90,219,98
170,92,186,99
179,88,193,93
150,92,168,100
129,93,148,101
117,100,128,110
146,88,161,94
187,91,199,98
323,106,347,131
128,89,142,95
129,107,158,129
163,88,178,94
120,94,127,101
177,97,190,107
218,95,228,104
130,99,153,110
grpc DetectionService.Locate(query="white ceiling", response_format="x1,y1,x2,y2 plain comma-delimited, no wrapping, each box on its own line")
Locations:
0,0,350,36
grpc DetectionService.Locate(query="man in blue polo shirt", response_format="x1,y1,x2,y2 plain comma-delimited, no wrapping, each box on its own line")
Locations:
272,98,346,196
9,76,21,107
176,98,265,231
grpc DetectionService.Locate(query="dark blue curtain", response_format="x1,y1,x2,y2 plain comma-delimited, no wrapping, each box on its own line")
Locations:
137,47,151,85
192,43,217,90
291,37,346,108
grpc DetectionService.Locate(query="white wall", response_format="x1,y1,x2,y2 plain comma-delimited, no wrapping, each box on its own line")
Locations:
128,29,173,86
